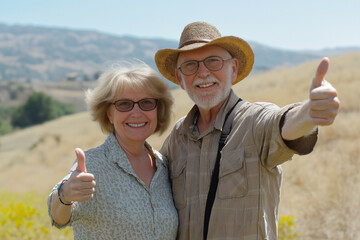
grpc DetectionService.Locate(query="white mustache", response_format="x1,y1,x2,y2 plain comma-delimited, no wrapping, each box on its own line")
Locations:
192,77,220,87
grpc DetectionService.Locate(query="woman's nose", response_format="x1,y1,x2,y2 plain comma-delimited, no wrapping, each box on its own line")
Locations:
130,103,143,114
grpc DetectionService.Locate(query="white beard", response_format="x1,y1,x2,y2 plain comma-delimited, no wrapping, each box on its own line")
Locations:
180,75,232,111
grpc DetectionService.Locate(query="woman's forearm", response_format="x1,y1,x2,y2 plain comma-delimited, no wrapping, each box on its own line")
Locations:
50,190,72,226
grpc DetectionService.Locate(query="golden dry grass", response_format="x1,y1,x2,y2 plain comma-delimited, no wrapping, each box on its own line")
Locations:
1,52,359,239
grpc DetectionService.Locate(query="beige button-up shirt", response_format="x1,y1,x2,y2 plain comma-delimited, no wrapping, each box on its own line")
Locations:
160,90,317,240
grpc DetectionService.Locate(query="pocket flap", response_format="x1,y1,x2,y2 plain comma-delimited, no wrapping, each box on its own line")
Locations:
220,147,244,177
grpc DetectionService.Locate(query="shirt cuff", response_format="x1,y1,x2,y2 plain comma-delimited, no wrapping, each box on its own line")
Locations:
279,103,318,155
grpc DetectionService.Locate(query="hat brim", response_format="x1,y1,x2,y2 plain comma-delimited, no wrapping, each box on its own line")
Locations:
155,36,254,85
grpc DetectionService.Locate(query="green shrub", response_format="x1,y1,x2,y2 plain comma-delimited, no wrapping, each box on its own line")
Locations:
0,106,15,120
0,119,13,135
0,107,15,136
11,92,76,128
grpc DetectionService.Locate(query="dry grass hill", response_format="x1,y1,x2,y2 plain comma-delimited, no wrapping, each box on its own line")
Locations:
1,52,359,239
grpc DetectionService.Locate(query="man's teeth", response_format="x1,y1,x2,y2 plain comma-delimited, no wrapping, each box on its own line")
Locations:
128,123,146,127
198,83,214,88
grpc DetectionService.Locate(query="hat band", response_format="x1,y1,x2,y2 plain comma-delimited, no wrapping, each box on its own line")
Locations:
178,39,211,49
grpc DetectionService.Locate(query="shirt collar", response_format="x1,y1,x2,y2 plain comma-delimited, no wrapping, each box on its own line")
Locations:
104,133,166,172
179,90,239,139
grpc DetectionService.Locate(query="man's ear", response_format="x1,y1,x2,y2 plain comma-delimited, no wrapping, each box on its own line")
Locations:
175,69,185,90
231,58,239,84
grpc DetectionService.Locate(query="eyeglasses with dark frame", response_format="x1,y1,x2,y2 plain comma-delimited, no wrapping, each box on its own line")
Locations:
112,98,159,112
178,56,233,76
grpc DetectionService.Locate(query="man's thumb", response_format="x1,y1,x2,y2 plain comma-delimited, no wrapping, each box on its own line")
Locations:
75,148,87,173
311,57,329,89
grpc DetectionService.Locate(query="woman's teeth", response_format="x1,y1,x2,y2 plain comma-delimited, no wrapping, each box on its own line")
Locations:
127,123,146,127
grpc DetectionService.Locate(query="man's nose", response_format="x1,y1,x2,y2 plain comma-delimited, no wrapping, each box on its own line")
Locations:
197,61,210,77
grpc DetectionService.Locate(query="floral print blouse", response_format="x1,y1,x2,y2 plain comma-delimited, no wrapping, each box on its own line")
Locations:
48,133,178,240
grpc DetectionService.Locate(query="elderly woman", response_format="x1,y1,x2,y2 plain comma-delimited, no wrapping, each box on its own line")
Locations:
47,62,178,239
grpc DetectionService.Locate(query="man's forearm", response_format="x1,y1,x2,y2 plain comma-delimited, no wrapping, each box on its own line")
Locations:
281,101,317,141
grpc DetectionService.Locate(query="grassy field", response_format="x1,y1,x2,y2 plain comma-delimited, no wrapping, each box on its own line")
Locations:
0,52,359,239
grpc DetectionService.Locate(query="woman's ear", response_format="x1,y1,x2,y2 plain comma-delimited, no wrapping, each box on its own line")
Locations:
107,107,114,124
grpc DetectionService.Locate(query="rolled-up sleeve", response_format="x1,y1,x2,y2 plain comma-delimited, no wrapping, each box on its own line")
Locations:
252,102,318,169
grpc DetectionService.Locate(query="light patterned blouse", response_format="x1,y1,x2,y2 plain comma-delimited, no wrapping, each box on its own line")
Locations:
48,133,178,240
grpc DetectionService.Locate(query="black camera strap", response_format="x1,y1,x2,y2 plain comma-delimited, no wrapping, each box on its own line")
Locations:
203,98,242,240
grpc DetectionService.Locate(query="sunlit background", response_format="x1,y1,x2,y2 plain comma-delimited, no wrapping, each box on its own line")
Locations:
0,1,359,239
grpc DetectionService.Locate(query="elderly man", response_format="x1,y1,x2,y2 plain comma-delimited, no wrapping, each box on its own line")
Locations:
155,22,339,239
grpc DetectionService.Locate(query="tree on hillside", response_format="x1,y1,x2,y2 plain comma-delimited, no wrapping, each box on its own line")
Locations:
0,106,14,135
0,119,12,135
11,92,76,128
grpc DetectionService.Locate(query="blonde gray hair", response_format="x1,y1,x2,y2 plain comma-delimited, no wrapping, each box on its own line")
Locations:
86,61,173,135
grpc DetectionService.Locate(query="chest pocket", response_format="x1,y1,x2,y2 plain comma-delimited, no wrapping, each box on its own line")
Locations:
170,159,186,210
218,147,248,199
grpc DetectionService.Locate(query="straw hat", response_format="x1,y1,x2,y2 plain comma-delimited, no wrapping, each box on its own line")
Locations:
155,22,254,85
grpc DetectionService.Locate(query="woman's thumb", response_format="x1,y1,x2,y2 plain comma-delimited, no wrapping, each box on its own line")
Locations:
75,148,87,173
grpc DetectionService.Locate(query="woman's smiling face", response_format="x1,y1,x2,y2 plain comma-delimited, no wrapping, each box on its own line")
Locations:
107,89,158,146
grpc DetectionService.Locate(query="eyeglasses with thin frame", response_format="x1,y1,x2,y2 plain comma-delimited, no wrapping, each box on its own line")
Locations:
112,98,159,112
178,56,233,76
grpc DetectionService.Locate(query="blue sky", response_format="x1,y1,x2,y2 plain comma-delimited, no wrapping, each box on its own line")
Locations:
0,0,359,50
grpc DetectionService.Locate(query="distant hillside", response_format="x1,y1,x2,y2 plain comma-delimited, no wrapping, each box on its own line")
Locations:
0,23,176,85
1,23,358,85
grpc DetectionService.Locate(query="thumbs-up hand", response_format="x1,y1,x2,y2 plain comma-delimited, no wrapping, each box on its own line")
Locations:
60,148,96,203
76,148,87,173
308,57,340,126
